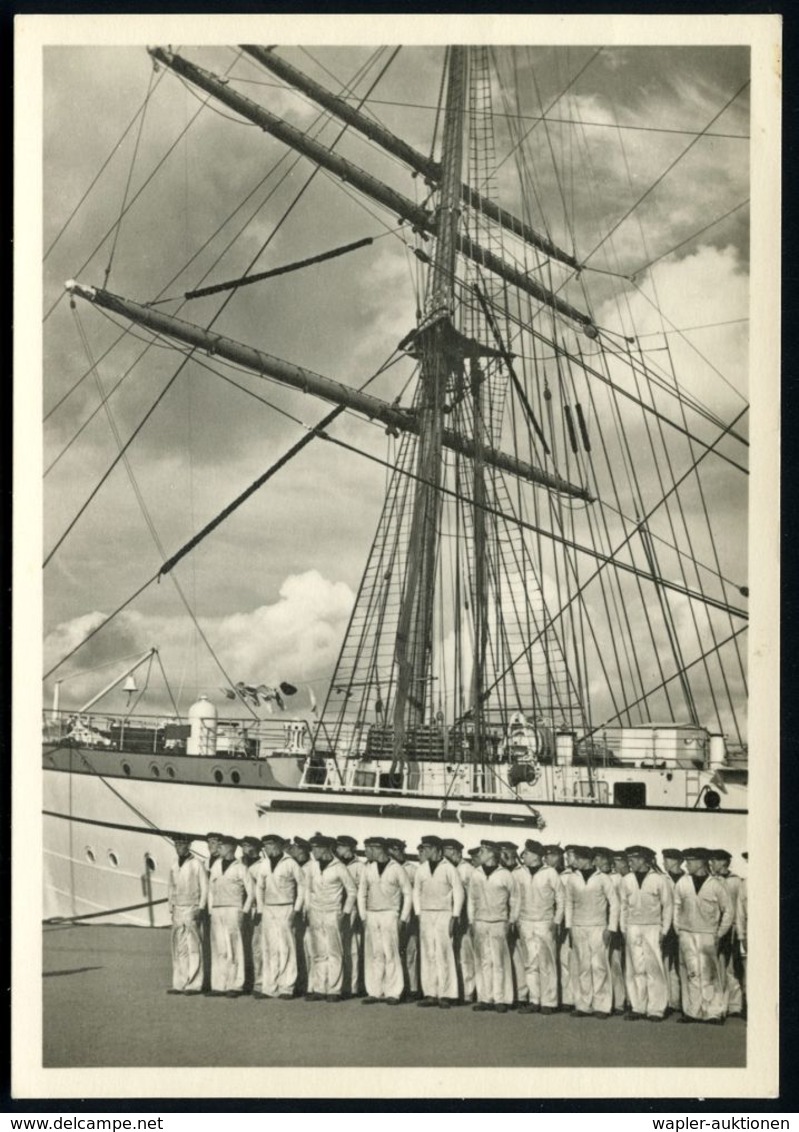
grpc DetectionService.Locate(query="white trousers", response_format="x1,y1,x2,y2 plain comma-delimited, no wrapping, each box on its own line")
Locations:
210,905,246,992
418,910,457,1000
364,910,404,999
678,930,725,1020
472,920,514,1005
571,925,612,1014
663,929,682,1011
341,914,363,996
307,908,344,995
610,940,626,1010
718,934,744,1014
260,904,297,997
516,920,559,1008
171,905,205,992
624,924,668,1018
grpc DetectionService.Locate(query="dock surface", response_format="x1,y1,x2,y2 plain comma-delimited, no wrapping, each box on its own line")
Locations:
43,925,746,1069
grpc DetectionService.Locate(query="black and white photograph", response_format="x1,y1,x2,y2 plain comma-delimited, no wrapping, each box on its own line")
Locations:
14,12,780,1100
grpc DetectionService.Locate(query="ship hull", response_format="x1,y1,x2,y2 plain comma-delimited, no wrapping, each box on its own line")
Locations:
44,748,747,927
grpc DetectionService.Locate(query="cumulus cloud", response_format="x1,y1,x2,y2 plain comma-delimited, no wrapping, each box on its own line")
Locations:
45,569,354,717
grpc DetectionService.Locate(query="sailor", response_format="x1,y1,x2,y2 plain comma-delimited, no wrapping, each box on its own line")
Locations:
661,849,685,1014
595,846,627,1014
201,830,223,989
413,834,464,1008
335,834,364,997
736,852,748,1013
562,845,620,1018
288,836,313,994
442,838,477,1003
386,837,420,999
509,839,563,1014
468,840,515,1012
207,834,254,997
206,831,223,870
619,846,672,1022
497,840,527,1005
358,836,412,1005
708,849,745,1017
550,844,575,1012
304,833,357,1002
251,833,304,1000
167,833,208,995
673,848,733,1024
239,835,263,994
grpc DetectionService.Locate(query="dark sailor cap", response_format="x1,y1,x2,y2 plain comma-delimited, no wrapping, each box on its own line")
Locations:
468,845,482,856
364,836,388,848
206,831,224,840
171,832,192,841
662,848,684,861
292,836,311,850
624,845,653,858
480,839,501,853
592,846,614,859
708,849,732,862
335,835,358,849
219,834,238,847
542,844,563,855
261,832,287,845
571,845,594,859
611,849,628,859
682,847,711,860
441,838,464,851
309,832,336,849
419,835,444,848
386,838,406,850
524,840,544,855
498,841,519,853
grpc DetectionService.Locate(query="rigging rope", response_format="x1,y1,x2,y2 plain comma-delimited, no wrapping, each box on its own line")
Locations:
581,79,750,266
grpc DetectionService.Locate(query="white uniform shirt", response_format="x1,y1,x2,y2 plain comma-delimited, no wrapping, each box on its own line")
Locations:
358,859,412,919
673,873,733,936
412,858,464,916
306,858,357,915
467,865,514,924
563,868,619,931
168,853,208,909
209,858,254,910
511,863,564,924
250,853,305,910
619,870,673,933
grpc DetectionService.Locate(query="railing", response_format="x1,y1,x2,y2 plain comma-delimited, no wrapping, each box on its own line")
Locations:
42,709,313,759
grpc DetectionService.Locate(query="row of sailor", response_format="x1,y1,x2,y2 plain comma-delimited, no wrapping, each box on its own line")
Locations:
166,831,746,1023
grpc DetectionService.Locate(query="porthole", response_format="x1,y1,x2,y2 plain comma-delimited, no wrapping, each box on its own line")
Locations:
231,770,241,784
166,765,176,779
150,764,161,778
213,769,224,784
122,762,131,776
108,851,119,868
144,853,157,872
85,846,96,863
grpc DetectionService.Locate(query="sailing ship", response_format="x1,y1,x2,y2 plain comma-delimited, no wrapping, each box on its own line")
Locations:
42,42,750,926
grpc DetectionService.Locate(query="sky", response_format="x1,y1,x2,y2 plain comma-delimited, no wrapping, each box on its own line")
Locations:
40,40,752,730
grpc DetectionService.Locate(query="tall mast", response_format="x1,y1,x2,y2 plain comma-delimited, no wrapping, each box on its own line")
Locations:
392,47,468,762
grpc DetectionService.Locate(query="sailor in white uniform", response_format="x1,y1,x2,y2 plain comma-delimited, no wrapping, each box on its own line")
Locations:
387,837,420,999
598,848,627,1014
413,834,464,1007
442,838,477,1003
619,846,672,1022
167,833,208,995
661,848,685,1014
673,847,733,1024
358,836,412,1004
251,832,305,999
239,835,263,994
468,840,515,1012
335,834,364,997
208,834,254,996
562,845,620,1018
304,832,357,1002
708,849,745,1017
510,839,563,1014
